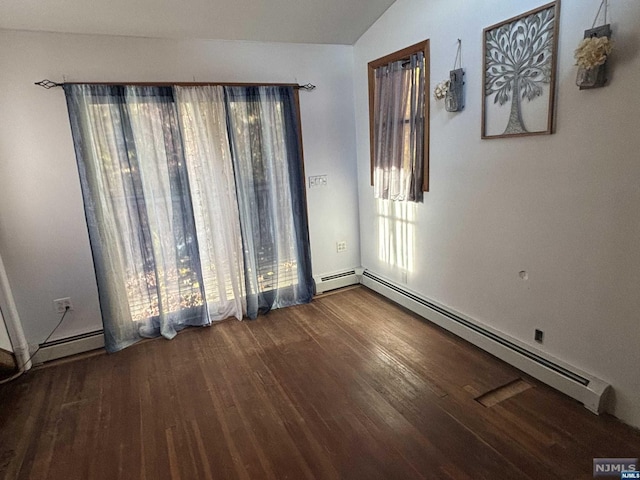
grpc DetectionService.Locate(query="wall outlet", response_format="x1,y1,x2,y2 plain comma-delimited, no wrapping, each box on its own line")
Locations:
336,241,347,253
53,297,73,313
534,329,544,343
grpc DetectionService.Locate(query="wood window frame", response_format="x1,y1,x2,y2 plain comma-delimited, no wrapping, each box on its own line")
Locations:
368,40,430,192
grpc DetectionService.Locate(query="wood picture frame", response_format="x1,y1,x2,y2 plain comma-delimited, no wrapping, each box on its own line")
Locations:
481,1,560,139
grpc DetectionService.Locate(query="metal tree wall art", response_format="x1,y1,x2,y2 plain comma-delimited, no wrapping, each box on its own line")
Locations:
482,1,560,139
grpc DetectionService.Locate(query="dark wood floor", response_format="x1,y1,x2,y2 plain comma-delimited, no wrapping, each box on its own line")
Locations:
1,286,639,479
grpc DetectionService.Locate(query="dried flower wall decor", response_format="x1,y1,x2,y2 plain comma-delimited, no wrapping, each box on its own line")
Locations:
575,0,613,89
481,1,560,139
433,80,449,100
575,36,613,70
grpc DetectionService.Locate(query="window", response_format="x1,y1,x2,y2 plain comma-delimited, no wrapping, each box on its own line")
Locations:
368,40,429,201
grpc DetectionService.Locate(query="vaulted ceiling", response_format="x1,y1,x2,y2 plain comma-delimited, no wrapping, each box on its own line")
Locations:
0,0,396,45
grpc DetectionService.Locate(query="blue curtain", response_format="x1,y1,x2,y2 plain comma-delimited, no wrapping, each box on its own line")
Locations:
65,85,208,352
224,86,314,317
64,84,314,352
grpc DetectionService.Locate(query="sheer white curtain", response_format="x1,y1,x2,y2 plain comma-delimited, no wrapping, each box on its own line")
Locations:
174,86,246,321
126,87,205,340
373,51,425,202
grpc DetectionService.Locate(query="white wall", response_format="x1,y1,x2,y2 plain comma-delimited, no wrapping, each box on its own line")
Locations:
354,0,640,428
0,30,360,346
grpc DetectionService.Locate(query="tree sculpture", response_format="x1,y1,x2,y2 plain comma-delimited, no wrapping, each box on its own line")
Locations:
485,7,555,135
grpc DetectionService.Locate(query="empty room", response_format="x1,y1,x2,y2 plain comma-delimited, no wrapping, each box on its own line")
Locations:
1,0,640,478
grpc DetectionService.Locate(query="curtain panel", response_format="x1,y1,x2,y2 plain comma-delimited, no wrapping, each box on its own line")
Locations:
225,86,314,318
372,51,425,202
65,84,313,353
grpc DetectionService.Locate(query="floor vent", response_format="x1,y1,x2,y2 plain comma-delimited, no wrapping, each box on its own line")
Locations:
476,379,532,408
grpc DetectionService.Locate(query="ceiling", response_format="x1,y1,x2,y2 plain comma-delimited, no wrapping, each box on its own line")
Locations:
0,0,396,45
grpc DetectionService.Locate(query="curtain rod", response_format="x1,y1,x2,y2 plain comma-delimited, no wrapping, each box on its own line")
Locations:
34,79,316,91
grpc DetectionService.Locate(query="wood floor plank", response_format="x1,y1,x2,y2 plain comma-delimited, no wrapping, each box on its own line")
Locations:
290,300,526,478
246,313,425,480
285,304,530,479
1,286,639,480
319,288,521,396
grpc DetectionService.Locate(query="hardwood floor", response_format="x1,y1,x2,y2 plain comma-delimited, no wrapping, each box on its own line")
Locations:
1,286,639,479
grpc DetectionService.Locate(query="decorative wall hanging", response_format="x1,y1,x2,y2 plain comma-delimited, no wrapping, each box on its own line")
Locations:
575,0,613,89
482,1,560,139
433,39,465,112
445,40,465,112
433,80,449,101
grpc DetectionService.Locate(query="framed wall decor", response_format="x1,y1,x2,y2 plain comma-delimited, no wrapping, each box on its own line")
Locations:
482,1,560,139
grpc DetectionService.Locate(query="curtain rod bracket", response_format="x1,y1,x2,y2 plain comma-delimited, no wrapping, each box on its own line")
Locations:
298,83,316,91
35,79,63,89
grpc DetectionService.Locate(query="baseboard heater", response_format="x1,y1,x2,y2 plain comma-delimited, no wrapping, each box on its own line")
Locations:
28,269,360,364
29,268,360,363
31,329,104,365
314,269,359,294
360,269,610,414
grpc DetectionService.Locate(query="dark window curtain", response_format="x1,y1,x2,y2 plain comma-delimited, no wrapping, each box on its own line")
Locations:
224,86,314,317
64,85,207,352
373,51,425,202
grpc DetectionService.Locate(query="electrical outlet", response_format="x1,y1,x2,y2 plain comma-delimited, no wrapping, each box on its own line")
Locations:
53,297,73,313
336,241,347,253
534,329,544,343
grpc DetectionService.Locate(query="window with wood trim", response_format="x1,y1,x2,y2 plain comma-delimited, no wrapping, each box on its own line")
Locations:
368,40,429,201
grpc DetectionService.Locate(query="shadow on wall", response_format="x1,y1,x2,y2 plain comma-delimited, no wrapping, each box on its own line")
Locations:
376,199,416,274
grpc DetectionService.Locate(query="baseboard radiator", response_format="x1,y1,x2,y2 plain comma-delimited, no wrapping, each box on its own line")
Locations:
29,269,362,363
26,267,610,415
29,268,361,362
360,269,610,414
31,330,104,364
314,269,359,294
